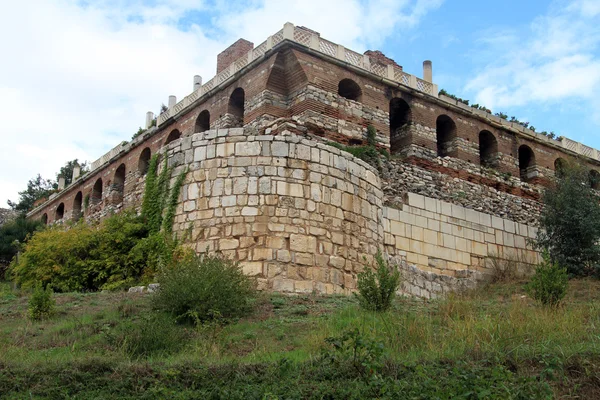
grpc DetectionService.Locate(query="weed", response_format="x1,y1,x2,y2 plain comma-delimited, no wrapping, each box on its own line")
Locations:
28,284,55,321
355,251,401,311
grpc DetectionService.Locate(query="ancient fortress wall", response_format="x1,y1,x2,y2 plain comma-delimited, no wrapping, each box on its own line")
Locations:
158,127,539,296
383,195,539,298
166,128,382,294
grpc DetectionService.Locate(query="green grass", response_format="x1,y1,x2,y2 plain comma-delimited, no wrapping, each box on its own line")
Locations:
1,279,600,398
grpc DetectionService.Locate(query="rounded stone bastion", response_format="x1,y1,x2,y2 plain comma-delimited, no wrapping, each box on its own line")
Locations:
165,127,384,294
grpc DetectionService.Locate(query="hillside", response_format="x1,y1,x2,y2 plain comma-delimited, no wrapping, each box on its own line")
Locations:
1,279,599,399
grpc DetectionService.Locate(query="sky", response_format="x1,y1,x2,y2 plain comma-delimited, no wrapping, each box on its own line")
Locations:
1,0,599,207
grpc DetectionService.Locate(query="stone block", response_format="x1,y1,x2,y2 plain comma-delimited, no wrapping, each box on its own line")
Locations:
289,234,317,253
236,141,261,156
407,193,425,210
241,261,263,276
295,280,314,294
219,238,239,250
491,216,504,230
273,278,295,292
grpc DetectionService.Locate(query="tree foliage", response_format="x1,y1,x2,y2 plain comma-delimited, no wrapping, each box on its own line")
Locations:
57,159,89,186
7,174,55,213
8,159,89,212
535,164,600,276
9,212,151,292
0,216,42,267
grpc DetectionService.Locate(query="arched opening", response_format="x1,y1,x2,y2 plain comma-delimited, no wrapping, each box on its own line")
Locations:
112,164,126,203
518,145,536,181
228,88,245,128
73,191,83,221
138,147,151,175
479,130,498,168
389,98,411,154
590,170,600,189
41,213,48,225
55,203,65,221
195,110,210,133
165,129,181,146
554,158,567,178
338,79,362,102
92,178,103,205
436,115,457,157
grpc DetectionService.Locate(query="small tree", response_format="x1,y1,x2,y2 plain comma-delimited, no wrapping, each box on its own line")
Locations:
527,253,568,307
535,164,600,276
355,252,401,311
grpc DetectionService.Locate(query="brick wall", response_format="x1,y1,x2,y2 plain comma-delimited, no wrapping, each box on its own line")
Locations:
216,39,254,74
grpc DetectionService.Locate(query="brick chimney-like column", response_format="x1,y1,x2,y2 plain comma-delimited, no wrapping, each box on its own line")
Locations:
217,39,254,74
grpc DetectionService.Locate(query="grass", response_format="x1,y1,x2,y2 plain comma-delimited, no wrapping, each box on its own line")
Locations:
1,279,599,398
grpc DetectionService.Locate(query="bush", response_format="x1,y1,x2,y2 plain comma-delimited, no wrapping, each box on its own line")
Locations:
28,284,55,320
355,252,401,311
527,253,568,307
9,212,152,292
153,253,256,324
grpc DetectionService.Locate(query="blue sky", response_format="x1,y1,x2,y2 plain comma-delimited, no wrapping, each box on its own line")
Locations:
1,0,599,206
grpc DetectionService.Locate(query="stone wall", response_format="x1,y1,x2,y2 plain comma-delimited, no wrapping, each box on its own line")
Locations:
167,128,383,294
383,193,540,298
381,157,543,226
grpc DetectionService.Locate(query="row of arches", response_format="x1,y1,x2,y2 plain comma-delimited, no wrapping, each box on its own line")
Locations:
335,79,585,184
164,88,246,147
42,147,154,224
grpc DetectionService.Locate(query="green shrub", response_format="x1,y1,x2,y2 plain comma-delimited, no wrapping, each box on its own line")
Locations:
355,252,401,311
527,253,568,307
9,212,152,292
28,284,55,320
153,253,256,324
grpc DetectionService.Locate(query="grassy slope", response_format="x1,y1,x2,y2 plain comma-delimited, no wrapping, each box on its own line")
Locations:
1,280,599,398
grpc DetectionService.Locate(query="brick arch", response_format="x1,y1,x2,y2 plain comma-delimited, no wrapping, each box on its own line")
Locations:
338,78,362,102
112,163,126,203
55,202,65,221
138,147,151,175
389,97,411,154
479,130,498,168
165,129,181,146
228,87,245,128
41,213,48,225
73,191,83,221
554,157,567,177
436,115,457,157
92,178,103,205
195,110,210,133
518,145,536,182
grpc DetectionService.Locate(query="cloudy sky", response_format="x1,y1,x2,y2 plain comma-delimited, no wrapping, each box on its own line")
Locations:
1,0,599,206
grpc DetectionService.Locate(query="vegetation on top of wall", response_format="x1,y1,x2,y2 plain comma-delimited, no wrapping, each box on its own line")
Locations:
439,89,561,142
327,125,388,169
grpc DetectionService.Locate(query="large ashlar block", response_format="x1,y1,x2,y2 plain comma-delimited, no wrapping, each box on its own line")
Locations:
289,234,317,253
277,181,304,197
407,193,425,210
241,261,263,276
235,142,261,156
219,238,239,250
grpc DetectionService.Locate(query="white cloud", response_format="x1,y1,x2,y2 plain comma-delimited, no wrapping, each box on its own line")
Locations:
0,0,441,207
465,1,600,115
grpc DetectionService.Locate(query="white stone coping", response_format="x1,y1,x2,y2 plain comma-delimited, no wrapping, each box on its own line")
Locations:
155,23,438,128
